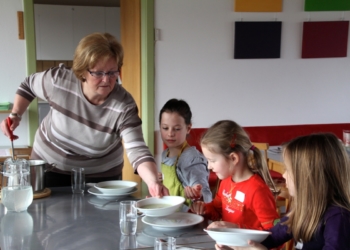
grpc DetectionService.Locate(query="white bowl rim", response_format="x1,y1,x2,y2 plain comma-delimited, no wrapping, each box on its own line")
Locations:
94,180,137,189
204,228,271,235
136,196,185,211
88,187,138,197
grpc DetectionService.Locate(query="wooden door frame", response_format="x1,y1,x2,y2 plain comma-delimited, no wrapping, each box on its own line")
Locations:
120,0,155,195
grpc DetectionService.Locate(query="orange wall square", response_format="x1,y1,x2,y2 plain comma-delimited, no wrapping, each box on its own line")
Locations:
235,0,283,12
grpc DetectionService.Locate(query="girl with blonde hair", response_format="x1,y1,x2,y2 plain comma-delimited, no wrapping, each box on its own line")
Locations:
217,133,350,250
191,120,279,230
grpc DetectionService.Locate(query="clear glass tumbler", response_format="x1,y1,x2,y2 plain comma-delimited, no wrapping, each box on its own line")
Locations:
119,200,137,235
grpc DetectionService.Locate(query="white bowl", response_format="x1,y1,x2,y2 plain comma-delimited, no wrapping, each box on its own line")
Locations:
135,196,185,217
204,228,271,247
94,180,137,194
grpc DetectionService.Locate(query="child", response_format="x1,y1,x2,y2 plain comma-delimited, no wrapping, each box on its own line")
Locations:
191,120,279,230
216,133,350,250
158,99,212,207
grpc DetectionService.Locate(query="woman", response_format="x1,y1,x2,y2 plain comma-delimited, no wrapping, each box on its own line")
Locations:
1,33,168,197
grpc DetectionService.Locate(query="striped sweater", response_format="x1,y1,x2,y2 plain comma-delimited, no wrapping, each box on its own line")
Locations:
17,64,155,176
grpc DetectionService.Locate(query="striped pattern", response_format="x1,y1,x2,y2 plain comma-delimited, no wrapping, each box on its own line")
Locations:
17,64,154,175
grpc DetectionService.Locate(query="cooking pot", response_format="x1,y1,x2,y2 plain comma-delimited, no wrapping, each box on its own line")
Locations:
28,160,55,193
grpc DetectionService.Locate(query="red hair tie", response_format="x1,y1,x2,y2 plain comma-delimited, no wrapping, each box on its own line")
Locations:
250,145,256,150
230,134,236,148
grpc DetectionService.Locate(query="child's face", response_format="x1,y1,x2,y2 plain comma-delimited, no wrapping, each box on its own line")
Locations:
160,111,190,149
202,146,233,180
282,155,295,197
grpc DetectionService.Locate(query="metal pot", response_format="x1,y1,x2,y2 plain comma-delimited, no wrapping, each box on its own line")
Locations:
28,160,54,193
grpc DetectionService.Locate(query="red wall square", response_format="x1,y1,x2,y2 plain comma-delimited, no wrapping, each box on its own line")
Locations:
302,21,349,58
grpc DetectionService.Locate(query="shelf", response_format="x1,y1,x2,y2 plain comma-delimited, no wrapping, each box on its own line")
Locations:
0,110,11,114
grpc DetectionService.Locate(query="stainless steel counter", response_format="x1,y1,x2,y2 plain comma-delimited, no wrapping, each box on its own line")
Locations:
0,187,216,250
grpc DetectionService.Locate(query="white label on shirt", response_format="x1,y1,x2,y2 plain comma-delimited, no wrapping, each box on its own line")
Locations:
235,191,245,202
295,241,303,249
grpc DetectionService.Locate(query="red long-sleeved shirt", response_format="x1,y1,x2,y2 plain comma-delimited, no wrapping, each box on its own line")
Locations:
204,174,279,230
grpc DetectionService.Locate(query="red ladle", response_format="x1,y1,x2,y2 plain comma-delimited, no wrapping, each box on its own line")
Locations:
6,117,15,160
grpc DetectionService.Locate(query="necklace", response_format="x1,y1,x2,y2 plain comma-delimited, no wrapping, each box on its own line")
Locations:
224,182,236,204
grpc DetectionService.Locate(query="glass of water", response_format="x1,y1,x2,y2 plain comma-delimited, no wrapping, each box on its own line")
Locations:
119,200,137,235
1,158,33,212
71,167,85,194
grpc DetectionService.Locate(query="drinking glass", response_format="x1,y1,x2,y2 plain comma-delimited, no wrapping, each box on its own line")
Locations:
119,200,137,235
71,167,85,194
120,235,137,249
154,237,176,250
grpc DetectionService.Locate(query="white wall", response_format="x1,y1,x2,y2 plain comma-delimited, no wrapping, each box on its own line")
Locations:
0,0,29,146
1,0,350,153
153,0,350,159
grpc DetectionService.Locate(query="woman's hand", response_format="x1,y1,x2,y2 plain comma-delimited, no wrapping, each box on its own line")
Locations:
1,117,19,140
147,181,169,198
184,184,202,200
208,221,238,229
215,240,267,250
136,162,169,198
190,200,206,215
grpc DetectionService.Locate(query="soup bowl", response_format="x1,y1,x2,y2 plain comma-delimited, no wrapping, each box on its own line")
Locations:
135,196,185,217
94,180,137,195
204,228,271,247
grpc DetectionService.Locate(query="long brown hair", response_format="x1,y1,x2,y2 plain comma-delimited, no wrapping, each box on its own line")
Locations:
200,120,277,192
283,133,350,242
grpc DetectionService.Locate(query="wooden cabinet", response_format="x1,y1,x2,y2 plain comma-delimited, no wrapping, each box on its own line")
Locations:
34,4,120,60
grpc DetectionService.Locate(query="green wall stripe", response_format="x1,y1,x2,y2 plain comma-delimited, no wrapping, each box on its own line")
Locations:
141,0,155,195
23,0,39,146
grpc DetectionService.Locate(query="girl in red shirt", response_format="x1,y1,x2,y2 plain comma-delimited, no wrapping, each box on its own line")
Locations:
190,120,279,230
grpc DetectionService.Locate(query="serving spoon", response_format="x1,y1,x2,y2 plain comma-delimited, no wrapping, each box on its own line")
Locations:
6,117,15,161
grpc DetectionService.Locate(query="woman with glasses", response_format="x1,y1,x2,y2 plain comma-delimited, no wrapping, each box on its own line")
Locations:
1,32,169,197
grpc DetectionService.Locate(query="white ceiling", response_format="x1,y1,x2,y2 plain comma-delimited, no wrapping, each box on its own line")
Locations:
33,0,120,7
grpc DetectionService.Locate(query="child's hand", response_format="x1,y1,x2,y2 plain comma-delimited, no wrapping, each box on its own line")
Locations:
157,172,163,182
184,184,202,200
208,221,238,229
190,200,206,215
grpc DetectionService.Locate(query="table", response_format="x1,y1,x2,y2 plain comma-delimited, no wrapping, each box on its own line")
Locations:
0,187,216,250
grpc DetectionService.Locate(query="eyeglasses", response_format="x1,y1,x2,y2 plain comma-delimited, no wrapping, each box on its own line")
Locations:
87,70,119,79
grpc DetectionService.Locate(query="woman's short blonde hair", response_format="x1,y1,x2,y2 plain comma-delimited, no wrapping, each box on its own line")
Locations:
72,32,124,82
